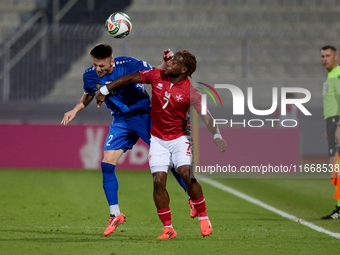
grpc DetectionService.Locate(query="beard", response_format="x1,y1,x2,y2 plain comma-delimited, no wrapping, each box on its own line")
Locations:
165,69,179,78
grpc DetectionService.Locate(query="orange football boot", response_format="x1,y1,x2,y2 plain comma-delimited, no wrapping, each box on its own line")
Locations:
103,213,126,236
157,227,177,239
200,219,212,237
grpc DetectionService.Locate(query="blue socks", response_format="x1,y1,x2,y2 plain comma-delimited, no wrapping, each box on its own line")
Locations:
101,162,187,207
101,162,119,205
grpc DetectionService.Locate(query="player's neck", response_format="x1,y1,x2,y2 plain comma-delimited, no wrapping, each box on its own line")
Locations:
170,75,186,84
328,64,338,73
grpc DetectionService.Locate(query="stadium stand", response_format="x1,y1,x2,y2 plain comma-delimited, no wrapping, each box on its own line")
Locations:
0,0,131,101
0,0,37,43
1,0,339,157
1,0,339,102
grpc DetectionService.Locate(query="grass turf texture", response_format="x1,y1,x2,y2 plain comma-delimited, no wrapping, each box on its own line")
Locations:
1,169,340,255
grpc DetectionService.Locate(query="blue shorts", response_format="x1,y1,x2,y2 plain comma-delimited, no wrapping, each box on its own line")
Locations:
104,112,151,152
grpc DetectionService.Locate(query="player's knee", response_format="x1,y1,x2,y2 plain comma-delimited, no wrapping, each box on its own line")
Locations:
153,181,162,193
153,174,166,193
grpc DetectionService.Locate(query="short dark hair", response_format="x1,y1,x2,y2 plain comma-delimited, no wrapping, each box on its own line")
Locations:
176,50,197,78
322,45,337,53
90,43,113,59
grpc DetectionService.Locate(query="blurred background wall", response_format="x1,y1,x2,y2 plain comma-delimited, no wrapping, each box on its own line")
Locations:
0,0,337,160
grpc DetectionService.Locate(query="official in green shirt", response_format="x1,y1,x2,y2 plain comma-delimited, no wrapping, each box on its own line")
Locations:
321,45,340,220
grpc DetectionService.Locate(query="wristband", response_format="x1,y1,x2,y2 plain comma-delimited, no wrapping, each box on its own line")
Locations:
214,133,222,140
99,86,110,96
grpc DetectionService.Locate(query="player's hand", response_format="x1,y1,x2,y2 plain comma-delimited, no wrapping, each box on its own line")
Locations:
214,138,227,152
95,90,106,108
61,110,76,125
335,127,340,144
163,49,173,62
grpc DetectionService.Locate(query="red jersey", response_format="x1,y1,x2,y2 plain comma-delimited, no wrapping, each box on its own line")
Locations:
139,69,202,140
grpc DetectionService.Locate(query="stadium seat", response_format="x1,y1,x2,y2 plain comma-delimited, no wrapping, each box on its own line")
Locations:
42,0,340,103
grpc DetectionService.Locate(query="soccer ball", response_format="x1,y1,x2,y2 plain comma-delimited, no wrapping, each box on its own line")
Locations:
105,12,132,39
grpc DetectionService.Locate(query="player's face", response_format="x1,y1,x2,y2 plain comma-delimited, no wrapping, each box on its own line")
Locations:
321,49,338,71
165,54,187,77
92,57,113,77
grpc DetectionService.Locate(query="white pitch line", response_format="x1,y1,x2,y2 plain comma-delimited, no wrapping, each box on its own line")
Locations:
199,178,340,240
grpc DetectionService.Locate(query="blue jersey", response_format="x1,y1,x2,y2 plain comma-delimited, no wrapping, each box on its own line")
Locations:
83,56,152,117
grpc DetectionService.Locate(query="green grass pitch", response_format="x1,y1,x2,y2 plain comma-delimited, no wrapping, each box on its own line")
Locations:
1,169,340,255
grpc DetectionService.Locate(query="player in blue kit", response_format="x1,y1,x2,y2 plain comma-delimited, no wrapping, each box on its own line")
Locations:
61,43,196,236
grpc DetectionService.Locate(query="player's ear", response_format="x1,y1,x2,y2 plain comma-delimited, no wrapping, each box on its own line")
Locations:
181,67,188,75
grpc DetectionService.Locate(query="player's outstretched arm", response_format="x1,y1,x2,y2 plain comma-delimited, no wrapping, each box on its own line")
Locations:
95,72,141,107
153,49,173,70
198,110,227,152
61,93,94,125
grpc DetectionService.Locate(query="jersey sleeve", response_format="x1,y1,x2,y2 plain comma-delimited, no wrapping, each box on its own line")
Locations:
190,84,202,113
123,56,152,73
83,70,98,94
139,69,157,84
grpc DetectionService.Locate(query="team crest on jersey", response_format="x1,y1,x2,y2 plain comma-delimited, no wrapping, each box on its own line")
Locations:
96,83,101,89
175,94,183,102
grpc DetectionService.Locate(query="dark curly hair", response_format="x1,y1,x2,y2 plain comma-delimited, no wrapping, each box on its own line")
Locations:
90,43,113,59
176,50,197,78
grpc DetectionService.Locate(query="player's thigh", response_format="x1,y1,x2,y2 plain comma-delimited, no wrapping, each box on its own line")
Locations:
129,113,152,146
149,135,172,174
326,116,340,156
177,164,191,182
103,149,124,165
104,120,139,152
170,136,192,170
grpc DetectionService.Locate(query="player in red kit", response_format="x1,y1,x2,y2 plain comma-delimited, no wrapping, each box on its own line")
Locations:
95,50,227,239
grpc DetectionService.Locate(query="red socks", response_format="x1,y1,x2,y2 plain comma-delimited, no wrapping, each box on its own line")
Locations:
157,207,172,227
157,196,208,226
192,196,208,218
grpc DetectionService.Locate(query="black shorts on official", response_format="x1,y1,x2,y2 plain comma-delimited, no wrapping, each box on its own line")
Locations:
326,116,340,156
